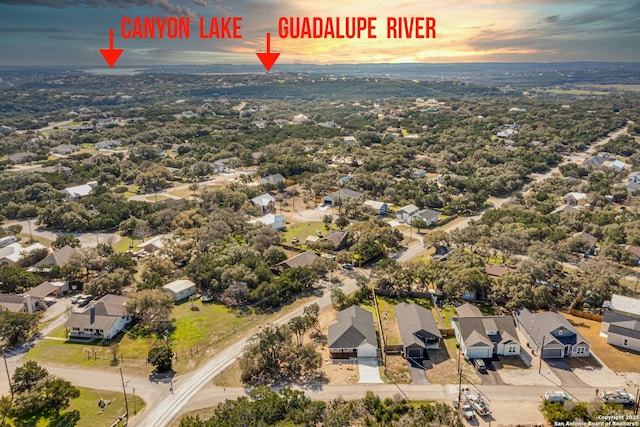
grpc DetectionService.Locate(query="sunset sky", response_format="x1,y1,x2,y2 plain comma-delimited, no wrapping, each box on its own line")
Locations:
0,0,638,66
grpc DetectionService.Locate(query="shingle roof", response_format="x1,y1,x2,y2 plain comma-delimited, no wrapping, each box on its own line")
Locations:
250,193,275,207
328,305,378,350
65,294,129,331
277,251,319,269
259,174,285,185
454,316,519,348
610,294,640,317
457,303,483,317
514,307,587,349
395,303,441,350
162,279,196,294
33,245,76,268
27,281,57,299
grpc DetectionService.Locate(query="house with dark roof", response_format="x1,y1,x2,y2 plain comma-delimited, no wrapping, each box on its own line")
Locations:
601,294,640,352
276,251,319,270
628,171,640,195
514,307,590,358
453,304,520,359
625,245,640,265
575,232,598,255
328,305,378,358
66,294,131,339
0,294,40,313
411,209,440,226
322,188,363,206
395,303,441,360
583,155,606,169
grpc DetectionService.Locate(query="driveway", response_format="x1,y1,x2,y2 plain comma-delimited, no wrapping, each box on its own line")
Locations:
407,359,430,385
358,358,383,384
545,359,589,388
478,360,505,386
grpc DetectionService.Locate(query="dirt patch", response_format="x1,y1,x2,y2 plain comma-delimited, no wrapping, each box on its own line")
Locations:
426,338,479,385
562,313,640,374
383,355,411,384
316,306,359,385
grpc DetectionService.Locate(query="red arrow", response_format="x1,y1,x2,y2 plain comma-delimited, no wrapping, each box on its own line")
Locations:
99,28,124,68
256,32,280,72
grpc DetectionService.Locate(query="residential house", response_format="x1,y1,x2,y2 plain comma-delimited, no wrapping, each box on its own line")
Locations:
31,245,77,269
63,181,98,199
250,193,276,213
162,279,196,302
514,307,590,358
624,245,640,265
69,125,95,132
433,245,454,261
601,295,640,352
95,139,123,150
484,264,514,278
583,155,606,169
337,176,352,187
0,294,40,313
363,200,388,217
28,280,68,299
276,251,319,270
38,165,72,174
411,168,427,179
66,294,131,339
551,204,578,215
575,232,598,255
453,304,520,359
328,305,378,358
627,172,640,195
563,192,588,205
50,144,80,155
607,160,627,172
0,236,18,248
8,152,38,164
259,173,286,187
396,204,419,222
0,242,47,266
135,235,170,253
412,209,440,226
343,136,357,145
322,230,350,250
395,302,442,360
322,188,363,206
248,213,286,230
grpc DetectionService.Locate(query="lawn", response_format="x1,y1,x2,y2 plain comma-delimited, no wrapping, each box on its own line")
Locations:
562,312,640,373
112,235,135,252
5,387,143,427
284,221,335,244
212,360,243,387
433,306,457,329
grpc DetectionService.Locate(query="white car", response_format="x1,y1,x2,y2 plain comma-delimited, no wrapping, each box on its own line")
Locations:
601,388,635,404
544,391,572,402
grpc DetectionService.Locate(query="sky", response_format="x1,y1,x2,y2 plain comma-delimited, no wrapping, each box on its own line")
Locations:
0,0,638,66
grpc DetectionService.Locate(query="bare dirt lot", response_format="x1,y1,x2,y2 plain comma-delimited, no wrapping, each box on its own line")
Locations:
316,306,360,385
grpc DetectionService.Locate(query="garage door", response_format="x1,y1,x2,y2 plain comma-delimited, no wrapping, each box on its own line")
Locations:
357,344,377,358
408,348,422,359
542,348,562,358
467,346,492,359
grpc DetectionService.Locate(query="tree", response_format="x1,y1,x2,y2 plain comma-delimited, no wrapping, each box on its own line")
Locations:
85,268,133,297
411,217,428,233
0,265,41,293
148,344,174,373
12,360,48,393
105,252,137,272
335,215,349,230
126,289,175,334
323,214,333,228
0,310,39,347
52,234,81,249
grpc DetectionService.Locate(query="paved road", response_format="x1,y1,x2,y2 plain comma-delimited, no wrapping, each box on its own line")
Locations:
134,277,360,427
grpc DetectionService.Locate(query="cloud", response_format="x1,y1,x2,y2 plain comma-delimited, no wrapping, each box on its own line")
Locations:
0,27,69,33
0,0,208,16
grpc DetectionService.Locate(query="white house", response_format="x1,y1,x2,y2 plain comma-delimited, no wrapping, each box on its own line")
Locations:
0,242,47,266
63,181,98,199
601,294,640,352
363,200,388,217
66,294,131,339
250,193,276,213
396,204,419,222
328,305,378,359
162,279,196,301
249,214,286,230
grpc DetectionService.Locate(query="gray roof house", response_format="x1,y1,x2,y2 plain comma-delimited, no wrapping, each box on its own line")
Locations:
412,209,440,226
323,229,350,250
628,172,640,195
276,251,319,270
575,232,598,254
514,307,590,358
32,245,77,269
395,302,442,360
328,305,378,359
396,204,419,222
8,152,38,164
583,155,606,168
250,193,276,213
601,294,640,352
66,294,131,339
453,304,520,359
322,188,363,206
50,144,80,155
259,173,286,186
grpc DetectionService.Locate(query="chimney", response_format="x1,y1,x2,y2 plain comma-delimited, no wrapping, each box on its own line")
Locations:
89,302,95,325
23,294,33,313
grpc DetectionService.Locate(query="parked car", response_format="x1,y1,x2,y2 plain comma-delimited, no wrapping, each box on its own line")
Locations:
201,295,214,303
315,230,323,237
77,296,93,307
601,388,635,404
70,294,83,304
473,359,487,373
452,400,476,420
342,263,354,270
544,391,572,402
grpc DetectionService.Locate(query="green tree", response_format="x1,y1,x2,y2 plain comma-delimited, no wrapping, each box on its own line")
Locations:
127,289,175,334
0,310,38,347
148,344,174,373
52,234,81,249
411,217,428,233
335,215,349,230
12,360,48,393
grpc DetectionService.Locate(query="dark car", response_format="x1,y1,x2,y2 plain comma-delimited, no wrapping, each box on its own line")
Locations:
473,359,487,373
342,263,354,270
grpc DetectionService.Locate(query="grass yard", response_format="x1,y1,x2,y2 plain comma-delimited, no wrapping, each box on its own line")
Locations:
212,360,243,387
284,221,336,244
112,235,135,252
377,295,432,346
433,306,457,329
169,187,197,199
5,387,143,427
562,312,640,373
16,233,52,247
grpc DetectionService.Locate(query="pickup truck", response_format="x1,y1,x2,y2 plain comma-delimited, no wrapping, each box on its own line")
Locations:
544,391,572,402
601,388,635,404
452,400,476,420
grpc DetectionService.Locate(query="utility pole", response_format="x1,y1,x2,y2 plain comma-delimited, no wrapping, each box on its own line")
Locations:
2,349,12,400
132,388,136,415
119,367,129,424
538,335,546,374
27,219,33,242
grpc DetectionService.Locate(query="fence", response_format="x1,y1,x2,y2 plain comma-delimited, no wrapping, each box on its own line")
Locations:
568,308,603,322
384,345,403,355
373,289,431,299
439,328,455,337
